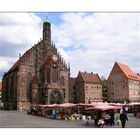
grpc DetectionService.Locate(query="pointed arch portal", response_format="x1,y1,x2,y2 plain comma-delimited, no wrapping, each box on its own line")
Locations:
50,89,63,104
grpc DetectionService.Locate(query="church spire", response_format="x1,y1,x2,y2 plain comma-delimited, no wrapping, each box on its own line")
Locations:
45,15,49,22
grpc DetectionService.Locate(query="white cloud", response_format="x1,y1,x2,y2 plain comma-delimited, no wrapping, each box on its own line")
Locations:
0,56,18,80
0,13,140,81
0,56,17,70
0,13,42,80
1,13,42,45
52,13,140,78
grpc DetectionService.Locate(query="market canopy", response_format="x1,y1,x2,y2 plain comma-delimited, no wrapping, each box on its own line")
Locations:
36,103,77,109
76,102,110,107
109,103,125,107
85,105,122,111
94,102,110,106
76,103,94,107
127,102,140,106
43,104,58,108
57,103,77,108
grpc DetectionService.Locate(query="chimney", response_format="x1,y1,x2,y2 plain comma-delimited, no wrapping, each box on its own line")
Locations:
85,71,86,73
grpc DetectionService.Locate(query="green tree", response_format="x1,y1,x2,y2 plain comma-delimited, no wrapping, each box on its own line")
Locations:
101,76,108,102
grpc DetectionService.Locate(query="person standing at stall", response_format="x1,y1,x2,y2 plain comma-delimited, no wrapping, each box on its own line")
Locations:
120,111,128,128
52,109,56,119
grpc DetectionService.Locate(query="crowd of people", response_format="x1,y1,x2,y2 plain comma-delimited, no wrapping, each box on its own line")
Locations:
95,110,115,127
94,107,129,128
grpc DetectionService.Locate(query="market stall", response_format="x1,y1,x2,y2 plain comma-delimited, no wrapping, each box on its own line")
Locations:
85,104,122,126
27,104,45,115
56,103,78,120
42,104,58,118
127,103,140,117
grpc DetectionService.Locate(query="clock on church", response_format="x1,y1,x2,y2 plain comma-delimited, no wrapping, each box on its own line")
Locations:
52,55,58,61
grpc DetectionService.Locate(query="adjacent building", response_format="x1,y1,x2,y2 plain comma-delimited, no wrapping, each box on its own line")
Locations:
70,71,103,103
69,78,77,103
2,21,70,110
107,62,140,103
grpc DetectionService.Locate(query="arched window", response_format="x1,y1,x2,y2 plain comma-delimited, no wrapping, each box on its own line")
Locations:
60,76,65,85
52,69,58,82
26,73,32,102
50,94,55,104
47,69,50,83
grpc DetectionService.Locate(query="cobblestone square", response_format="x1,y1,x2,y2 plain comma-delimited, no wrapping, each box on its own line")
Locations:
0,111,140,128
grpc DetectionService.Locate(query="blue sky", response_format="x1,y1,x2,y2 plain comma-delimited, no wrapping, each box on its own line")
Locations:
0,12,140,81
35,12,63,25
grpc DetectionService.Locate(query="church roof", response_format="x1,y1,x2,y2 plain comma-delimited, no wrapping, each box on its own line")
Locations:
9,47,31,71
80,72,102,84
116,62,140,81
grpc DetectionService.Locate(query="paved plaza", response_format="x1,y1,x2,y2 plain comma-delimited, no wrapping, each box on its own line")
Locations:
0,111,140,128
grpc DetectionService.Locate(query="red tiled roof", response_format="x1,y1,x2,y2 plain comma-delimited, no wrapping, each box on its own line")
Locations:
116,62,140,81
80,72,101,84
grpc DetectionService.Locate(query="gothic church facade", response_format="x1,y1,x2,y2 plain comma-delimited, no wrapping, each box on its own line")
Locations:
2,21,70,110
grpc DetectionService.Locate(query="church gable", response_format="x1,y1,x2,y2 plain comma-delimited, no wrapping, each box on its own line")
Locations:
108,62,128,81
76,72,85,83
41,43,68,72
76,71,101,84
39,38,70,91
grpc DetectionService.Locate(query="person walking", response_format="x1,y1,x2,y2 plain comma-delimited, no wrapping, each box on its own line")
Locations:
110,110,115,126
120,111,128,128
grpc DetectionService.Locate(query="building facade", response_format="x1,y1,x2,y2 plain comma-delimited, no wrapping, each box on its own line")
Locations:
70,71,103,103
107,62,140,103
2,21,70,110
69,78,77,103
0,82,2,107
